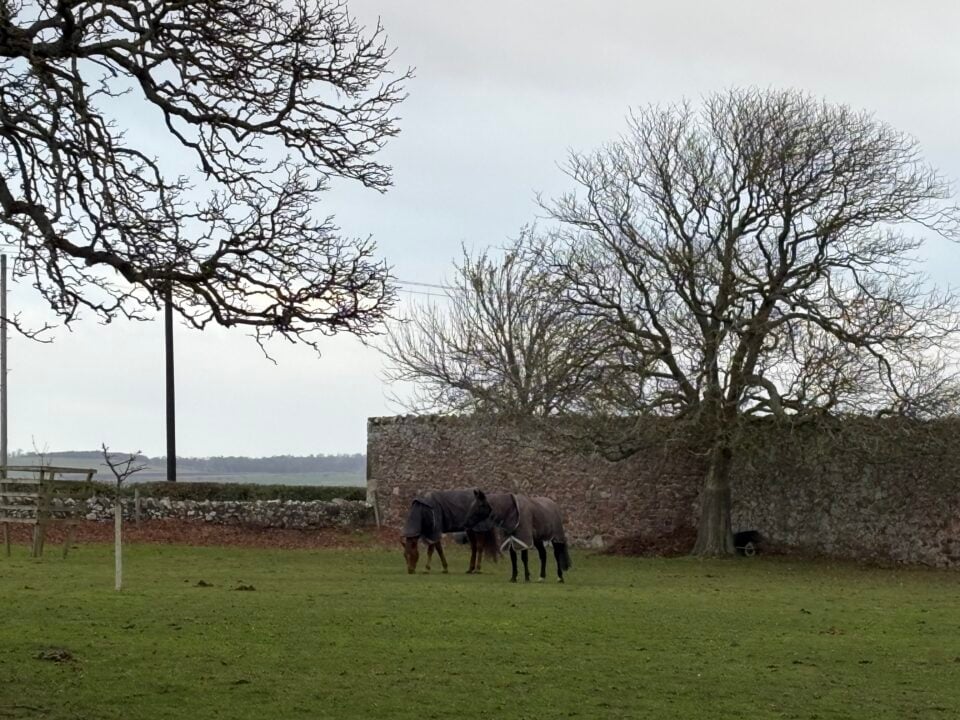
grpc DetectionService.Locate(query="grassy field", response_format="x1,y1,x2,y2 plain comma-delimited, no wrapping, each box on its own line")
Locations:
1,542,958,719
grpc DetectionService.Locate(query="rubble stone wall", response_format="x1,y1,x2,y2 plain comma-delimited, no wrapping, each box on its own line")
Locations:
367,415,960,567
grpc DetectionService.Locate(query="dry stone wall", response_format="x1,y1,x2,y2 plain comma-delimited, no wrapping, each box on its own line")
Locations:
367,415,960,567
15,496,375,529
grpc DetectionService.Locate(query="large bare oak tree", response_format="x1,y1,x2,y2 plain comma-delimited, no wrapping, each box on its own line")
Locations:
0,0,408,345
544,89,960,555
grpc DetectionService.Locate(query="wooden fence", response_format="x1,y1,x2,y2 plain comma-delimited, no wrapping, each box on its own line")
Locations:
0,465,96,558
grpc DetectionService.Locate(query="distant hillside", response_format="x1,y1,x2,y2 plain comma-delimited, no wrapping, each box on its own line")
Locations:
7,451,365,487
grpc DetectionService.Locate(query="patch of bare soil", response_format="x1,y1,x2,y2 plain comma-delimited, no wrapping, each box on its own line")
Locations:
602,524,698,557
3,520,401,551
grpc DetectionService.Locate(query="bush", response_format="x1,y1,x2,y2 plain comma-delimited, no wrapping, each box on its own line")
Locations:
51,480,365,503
52,479,112,499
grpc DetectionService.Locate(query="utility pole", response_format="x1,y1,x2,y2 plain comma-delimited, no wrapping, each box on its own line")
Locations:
1,253,7,473
164,283,176,482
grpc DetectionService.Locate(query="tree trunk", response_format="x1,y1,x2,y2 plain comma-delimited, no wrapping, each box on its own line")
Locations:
692,442,735,556
114,498,123,591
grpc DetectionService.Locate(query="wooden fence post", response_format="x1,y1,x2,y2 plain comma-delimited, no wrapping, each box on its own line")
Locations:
114,495,123,591
134,488,141,526
31,468,44,558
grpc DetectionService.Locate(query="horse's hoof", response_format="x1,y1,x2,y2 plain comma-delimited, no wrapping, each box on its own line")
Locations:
558,578,565,584
510,578,517,583
442,569,448,574
537,577,544,583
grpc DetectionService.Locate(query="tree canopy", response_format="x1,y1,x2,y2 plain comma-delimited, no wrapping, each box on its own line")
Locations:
0,0,408,346
381,233,617,416
385,88,960,556
544,88,960,553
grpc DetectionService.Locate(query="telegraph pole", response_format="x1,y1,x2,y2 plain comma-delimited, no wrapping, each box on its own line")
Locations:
164,283,176,482
1,253,7,473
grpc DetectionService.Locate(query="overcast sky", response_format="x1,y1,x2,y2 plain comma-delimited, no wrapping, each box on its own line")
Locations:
8,0,960,457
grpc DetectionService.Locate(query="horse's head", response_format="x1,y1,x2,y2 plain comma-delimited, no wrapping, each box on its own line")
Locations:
464,489,493,528
401,536,420,574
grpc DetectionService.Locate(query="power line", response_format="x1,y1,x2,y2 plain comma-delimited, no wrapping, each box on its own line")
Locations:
396,279,454,291
0,250,457,300
399,289,448,299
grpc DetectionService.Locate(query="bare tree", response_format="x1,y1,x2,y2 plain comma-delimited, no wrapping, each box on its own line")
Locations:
381,232,615,416
0,0,408,346
542,88,960,555
102,444,146,591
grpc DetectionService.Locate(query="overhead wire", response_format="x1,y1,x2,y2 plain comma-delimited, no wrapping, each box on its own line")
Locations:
395,278,456,300
0,248,456,302
399,289,448,299
395,279,454,291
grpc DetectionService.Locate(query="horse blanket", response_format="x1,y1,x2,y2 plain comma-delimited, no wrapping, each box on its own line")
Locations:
487,493,566,550
402,489,494,543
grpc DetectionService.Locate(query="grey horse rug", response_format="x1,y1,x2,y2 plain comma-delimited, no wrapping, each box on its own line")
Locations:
486,493,567,551
402,489,494,543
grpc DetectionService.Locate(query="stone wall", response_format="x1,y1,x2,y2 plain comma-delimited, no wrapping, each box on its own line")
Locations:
732,421,960,567
15,496,375,530
367,416,704,548
367,415,960,567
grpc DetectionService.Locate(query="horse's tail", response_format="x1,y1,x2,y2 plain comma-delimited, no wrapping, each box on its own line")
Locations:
555,542,572,572
481,528,500,563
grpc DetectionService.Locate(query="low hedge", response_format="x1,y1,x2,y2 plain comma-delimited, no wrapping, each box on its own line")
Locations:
50,480,365,503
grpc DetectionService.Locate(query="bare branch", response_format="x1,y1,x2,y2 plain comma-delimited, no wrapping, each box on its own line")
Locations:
0,0,408,349
101,443,146,488
380,229,619,417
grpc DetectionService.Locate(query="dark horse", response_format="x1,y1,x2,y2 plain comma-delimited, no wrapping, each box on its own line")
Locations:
401,490,499,574
464,490,571,583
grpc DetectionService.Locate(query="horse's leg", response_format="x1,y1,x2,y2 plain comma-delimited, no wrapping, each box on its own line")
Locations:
509,547,518,583
425,543,434,572
553,544,565,583
521,549,531,582
466,531,477,574
434,541,449,573
535,541,547,582
474,531,483,573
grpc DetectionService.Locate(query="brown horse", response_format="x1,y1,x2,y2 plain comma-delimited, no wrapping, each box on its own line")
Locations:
463,490,571,583
401,490,499,574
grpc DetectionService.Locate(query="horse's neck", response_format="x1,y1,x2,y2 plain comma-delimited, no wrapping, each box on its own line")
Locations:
489,493,519,528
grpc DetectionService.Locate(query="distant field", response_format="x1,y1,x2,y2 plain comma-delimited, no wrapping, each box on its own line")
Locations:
9,455,365,487
1,544,959,719
120,471,366,487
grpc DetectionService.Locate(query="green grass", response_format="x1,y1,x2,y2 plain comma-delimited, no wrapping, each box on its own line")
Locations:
1,544,958,719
